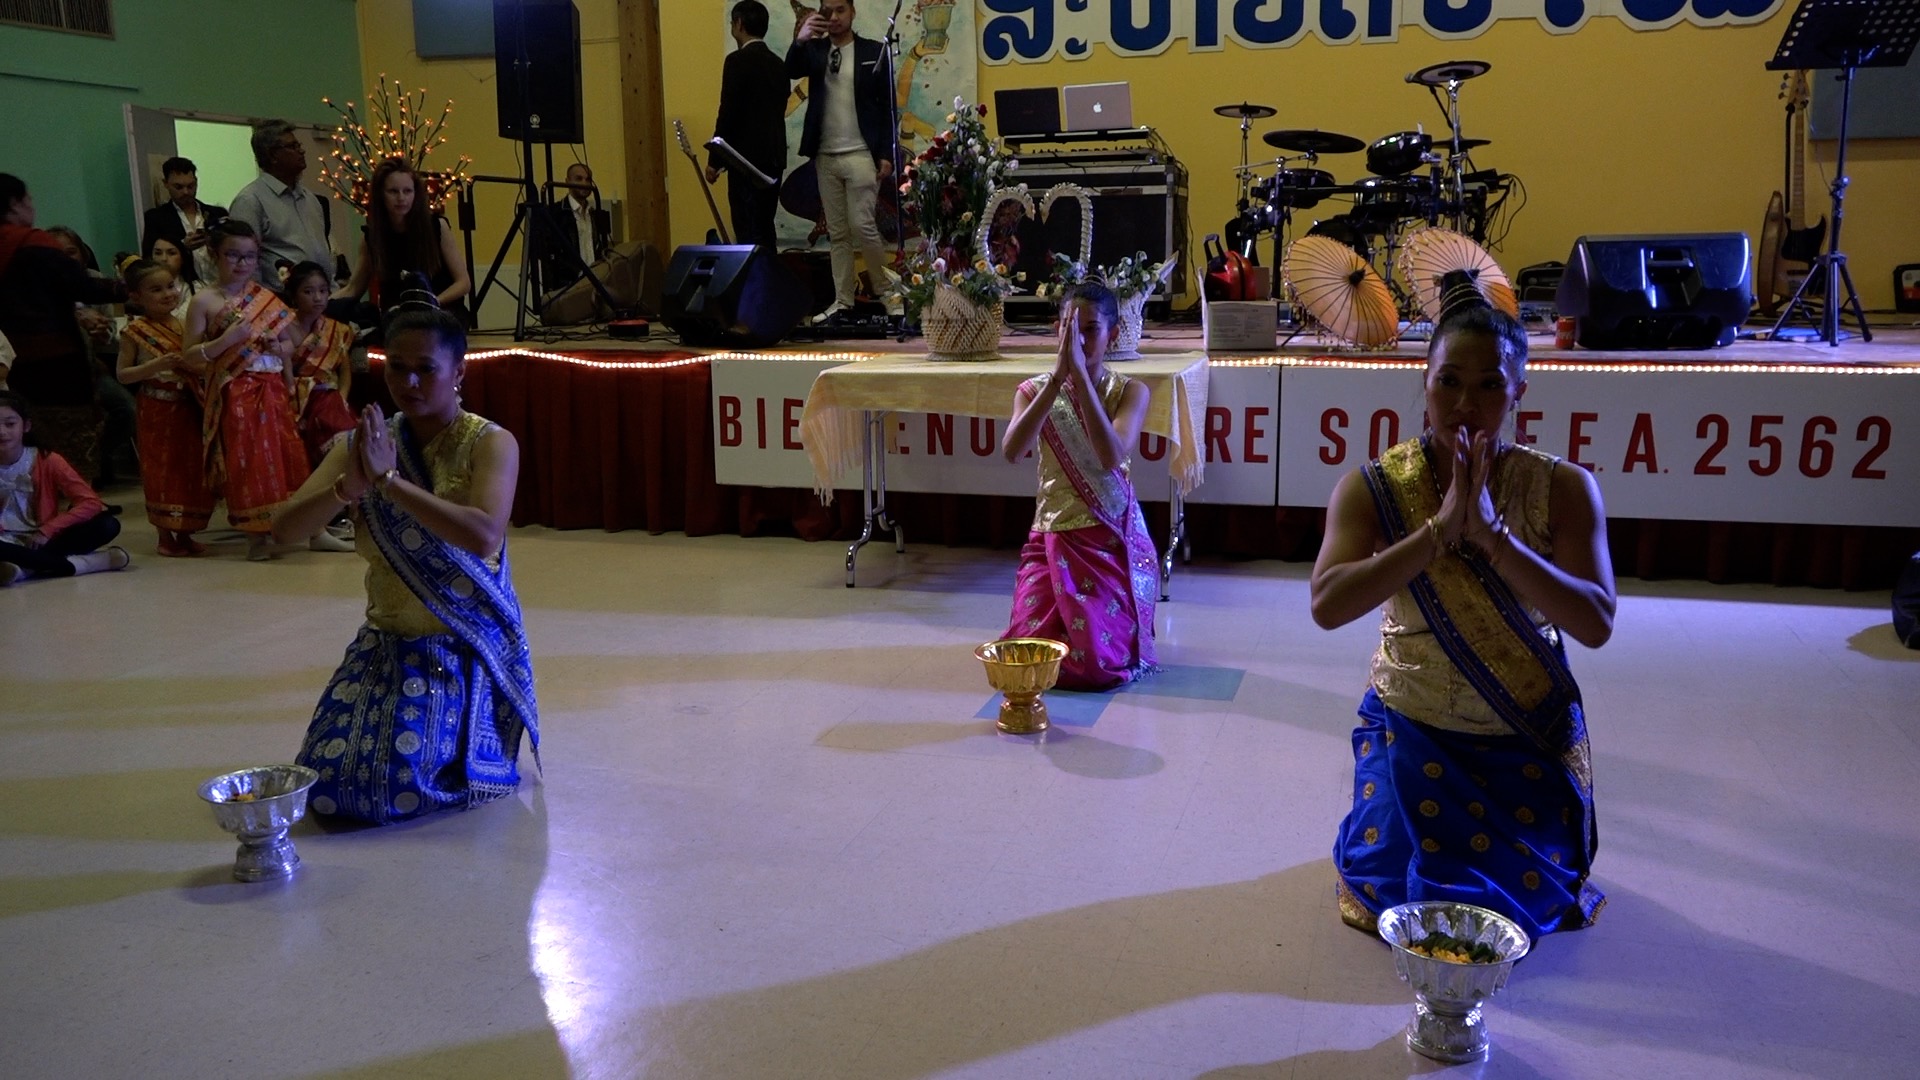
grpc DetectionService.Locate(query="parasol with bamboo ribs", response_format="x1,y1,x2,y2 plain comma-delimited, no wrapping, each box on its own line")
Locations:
1284,236,1399,349
1399,227,1519,322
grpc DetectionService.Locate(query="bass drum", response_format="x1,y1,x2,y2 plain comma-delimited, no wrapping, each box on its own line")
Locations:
1366,130,1432,177
1305,216,1371,261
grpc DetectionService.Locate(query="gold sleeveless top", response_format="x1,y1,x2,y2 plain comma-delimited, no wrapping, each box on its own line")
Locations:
1031,370,1132,533
359,412,501,637
1370,444,1560,735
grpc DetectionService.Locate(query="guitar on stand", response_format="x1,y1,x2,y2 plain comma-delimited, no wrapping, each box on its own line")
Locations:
1757,71,1827,318
672,119,732,244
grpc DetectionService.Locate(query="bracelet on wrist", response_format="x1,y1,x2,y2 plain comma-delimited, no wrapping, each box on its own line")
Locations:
1423,516,1445,558
374,467,398,495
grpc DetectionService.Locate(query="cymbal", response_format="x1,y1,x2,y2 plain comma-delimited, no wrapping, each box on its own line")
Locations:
1262,128,1366,154
1409,60,1491,86
1215,102,1278,120
1442,137,1491,152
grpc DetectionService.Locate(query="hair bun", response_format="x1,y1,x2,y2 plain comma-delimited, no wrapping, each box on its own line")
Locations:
391,270,442,313
1435,269,1494,327
116,253,144,275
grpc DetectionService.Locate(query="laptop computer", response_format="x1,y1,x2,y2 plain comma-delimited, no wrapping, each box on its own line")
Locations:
993,88,1063,138
1062,82,1133,133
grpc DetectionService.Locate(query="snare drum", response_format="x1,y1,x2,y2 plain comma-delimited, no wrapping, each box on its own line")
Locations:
1366,130,1432,177
1269,168,1335,210
1351,176,1421,227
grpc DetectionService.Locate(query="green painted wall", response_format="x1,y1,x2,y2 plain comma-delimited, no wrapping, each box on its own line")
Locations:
0,0,362,262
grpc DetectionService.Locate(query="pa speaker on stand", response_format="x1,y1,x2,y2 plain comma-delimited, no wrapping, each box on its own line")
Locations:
494,0,583,144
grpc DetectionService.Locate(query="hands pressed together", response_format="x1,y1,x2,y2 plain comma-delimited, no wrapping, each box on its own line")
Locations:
1431,426,1508,557
333,404,398,504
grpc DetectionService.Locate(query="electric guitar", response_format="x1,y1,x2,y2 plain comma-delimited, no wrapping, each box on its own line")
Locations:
672,118,731,245
1758,71,1828,316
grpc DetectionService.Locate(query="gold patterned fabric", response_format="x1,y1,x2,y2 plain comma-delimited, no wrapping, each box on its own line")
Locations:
1371,443,1560,735
1031,370,1131,533
360,412,500,636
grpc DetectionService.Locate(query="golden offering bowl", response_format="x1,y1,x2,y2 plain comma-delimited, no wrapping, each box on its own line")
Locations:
975,638,1069,734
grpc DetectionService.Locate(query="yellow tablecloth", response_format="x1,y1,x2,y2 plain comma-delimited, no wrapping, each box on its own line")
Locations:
799,353,1210,500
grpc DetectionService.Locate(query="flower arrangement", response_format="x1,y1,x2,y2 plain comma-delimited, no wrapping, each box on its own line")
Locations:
896,97,1023,320
317,75,473,213
1039,250,1178,302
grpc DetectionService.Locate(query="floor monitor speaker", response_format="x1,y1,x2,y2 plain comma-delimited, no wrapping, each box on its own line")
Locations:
1556,233,1753,349
662,245,809,348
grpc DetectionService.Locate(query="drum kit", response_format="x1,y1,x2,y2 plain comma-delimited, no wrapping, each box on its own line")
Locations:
1215,60,1515,314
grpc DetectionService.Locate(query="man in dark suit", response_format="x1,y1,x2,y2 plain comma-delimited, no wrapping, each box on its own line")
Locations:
705,2,789,251
539,162,609,295
786,0,899,322
140,156,226,284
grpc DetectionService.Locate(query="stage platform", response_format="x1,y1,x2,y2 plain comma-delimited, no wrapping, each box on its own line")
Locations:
359,320,1920,591
469,320,1920,364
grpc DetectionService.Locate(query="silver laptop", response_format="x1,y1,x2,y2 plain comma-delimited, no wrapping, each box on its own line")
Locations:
1062,82,1133,133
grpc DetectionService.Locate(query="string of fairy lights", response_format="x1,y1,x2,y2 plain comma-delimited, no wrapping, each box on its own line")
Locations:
317,75,473,213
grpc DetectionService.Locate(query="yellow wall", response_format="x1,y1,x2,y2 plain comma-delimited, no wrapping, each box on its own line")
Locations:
364,2,1918,311
355,0,630,315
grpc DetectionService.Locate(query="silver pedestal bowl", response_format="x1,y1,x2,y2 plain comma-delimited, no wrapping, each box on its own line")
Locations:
198,765,321,882
1377,901,1532,1063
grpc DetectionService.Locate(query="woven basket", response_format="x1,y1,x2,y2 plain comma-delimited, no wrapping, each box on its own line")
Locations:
922,284,1004,362
1109,290,1150,360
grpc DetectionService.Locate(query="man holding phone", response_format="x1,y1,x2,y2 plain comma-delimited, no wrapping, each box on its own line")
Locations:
140,157,226,284
786,0,900,325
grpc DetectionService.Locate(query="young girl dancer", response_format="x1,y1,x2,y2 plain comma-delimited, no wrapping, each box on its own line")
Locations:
115,256,218,556
998,281,1159,690
184,220,309,560
283,261,356,466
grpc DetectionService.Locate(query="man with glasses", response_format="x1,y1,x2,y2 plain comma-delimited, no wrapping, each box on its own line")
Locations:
227,120,336,289
787,0,899,326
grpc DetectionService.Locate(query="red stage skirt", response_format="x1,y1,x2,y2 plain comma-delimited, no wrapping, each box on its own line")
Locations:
216,371,310,534
298,387,357,466
136,386,214,532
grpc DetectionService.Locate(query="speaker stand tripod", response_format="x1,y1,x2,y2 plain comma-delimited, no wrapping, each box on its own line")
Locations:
1764,0,1919,346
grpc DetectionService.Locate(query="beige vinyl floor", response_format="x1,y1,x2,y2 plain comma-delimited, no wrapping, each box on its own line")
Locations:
2,499,1916,1080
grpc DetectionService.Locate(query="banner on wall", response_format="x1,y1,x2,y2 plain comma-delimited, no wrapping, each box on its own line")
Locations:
720,2,978,249
1276,366,1920,528
980,0,1786,62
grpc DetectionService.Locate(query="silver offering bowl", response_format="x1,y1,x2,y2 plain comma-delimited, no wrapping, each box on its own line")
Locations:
1377,901,1532,1063
198,765,320,882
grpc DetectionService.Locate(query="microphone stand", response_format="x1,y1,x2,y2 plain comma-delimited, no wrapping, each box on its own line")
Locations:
875,0,909,337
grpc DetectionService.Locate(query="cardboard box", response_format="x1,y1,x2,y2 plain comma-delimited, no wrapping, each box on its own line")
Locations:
1203,299,1277,352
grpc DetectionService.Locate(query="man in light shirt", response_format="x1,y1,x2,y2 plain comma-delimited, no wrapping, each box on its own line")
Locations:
786,0,899,325
227,120,335,288
541,162,608,293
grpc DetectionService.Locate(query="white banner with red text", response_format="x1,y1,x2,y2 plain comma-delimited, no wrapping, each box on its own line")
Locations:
712,358,1280,504
713,356,1920,525
1277,364,1920,527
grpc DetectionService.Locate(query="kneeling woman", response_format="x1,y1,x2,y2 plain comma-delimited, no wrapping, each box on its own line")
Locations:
273,284,537,824
998,282,1158,690
1309,296,1616,940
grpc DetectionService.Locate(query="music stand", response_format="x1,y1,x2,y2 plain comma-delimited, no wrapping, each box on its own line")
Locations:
1765,0,1920,346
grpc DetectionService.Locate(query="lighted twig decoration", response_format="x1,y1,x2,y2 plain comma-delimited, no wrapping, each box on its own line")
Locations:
316,74,473,213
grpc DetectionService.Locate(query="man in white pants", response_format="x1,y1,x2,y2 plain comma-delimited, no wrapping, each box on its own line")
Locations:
787,0,900,325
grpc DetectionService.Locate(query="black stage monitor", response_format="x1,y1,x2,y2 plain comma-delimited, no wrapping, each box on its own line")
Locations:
1556,233,1754,349
994,88,1063,138
661,245,809,348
